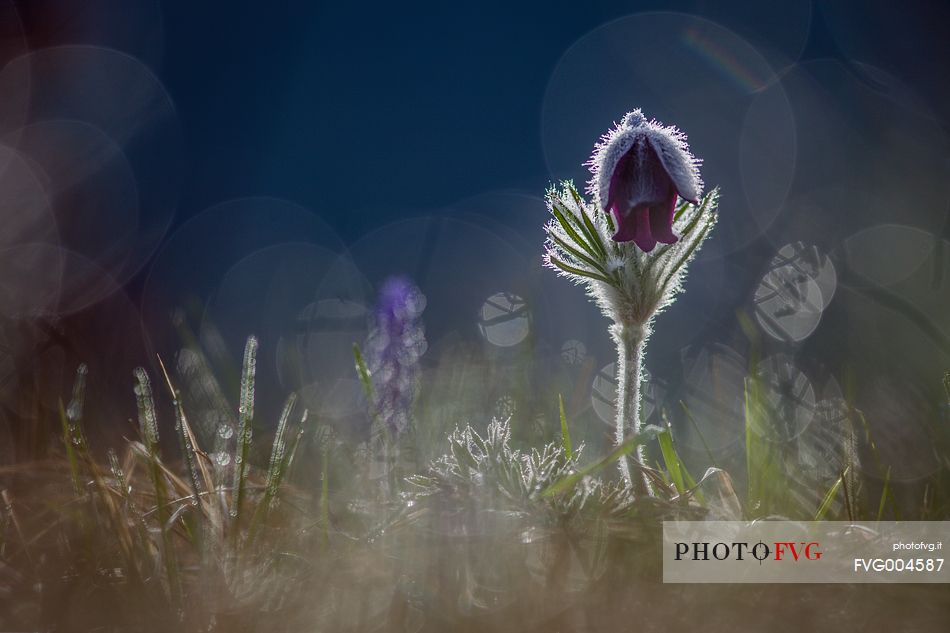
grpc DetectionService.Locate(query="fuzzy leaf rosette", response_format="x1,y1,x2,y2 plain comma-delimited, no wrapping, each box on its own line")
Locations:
542,182,718,332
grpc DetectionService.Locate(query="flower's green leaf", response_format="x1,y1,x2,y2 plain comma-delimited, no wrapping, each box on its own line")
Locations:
548,255,613,285
549,233,608,275
550,200,600,260
570,193,608,259
658,221,712,295
673,198,691,222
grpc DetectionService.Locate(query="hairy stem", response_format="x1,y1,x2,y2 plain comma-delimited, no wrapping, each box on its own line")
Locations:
612,322,650,495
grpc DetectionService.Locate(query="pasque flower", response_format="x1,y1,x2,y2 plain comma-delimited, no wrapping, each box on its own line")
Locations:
587,110,702,252
544,109,717,493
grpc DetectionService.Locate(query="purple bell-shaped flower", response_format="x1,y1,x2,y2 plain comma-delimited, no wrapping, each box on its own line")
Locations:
587,110,703,252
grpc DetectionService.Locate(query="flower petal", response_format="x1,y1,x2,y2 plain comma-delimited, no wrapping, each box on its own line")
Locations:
649,193,679,245
646,133,701,203
606,137,674,213
611,204,657,251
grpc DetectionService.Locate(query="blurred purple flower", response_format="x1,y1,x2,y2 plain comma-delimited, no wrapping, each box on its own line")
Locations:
587,110,703,252
365,276,427,435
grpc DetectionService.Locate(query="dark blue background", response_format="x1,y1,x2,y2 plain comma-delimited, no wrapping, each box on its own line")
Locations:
157,0,950,238
21,0,949,241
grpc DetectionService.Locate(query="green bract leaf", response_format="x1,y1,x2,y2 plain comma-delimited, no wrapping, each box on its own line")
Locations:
547,255,613,284
550,201,600,260
549,233,608,275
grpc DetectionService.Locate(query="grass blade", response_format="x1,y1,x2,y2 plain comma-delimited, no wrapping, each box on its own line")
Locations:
231,335,258,523
156,355,207,510
558,394,573,461
876,466,892,522
284,409,308,480
840,467,855,522
248,393,298,543
814,467,847,521
353,342,375,403
656,423,701,502
542,426,660,497
60,400,84,498
134,368,160,449
133,367,181,602
264,393,297,510
744,374,792,517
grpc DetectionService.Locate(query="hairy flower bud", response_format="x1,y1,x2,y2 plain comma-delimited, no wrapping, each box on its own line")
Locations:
587,110,703,251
